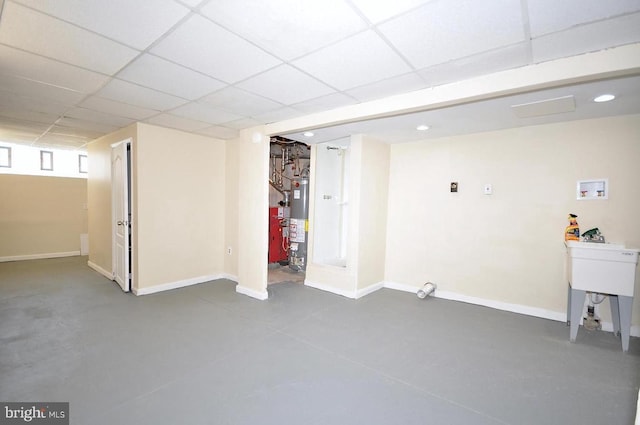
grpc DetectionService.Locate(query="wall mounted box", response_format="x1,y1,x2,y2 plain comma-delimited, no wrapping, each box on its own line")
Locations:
577,178,608,200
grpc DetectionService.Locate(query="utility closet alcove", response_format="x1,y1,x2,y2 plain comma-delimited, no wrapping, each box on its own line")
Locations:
312,139,350,268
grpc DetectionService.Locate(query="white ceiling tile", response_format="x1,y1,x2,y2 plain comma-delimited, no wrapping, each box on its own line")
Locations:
199,87,283,116
532,13,640,63
378,0,525,69
0,2,139,74
237,65,335,105
0,117,49,134
292,30,412,90
151,14,281,83
145,113,212,132
80,96,159,120
0,91,68,116
195,125,239,139
170,102,243,124
292,92,358,114
117,54,226,100
350,0,432,23
14,0,190,50
97,79,188,110
0,128,40,143
64,108,135,128
37,133,92,147
48,125,104,140
57,117,119,134
528,0,640,37
252,107,304,123
222,117,263,130
418,43,530,87
0,45,109,93
175,0,205,7
200,0,367,60
346,72,426,102
0,106,58,125
0,74,86,106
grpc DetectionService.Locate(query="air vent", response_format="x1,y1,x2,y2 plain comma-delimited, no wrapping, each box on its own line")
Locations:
511,95,575,118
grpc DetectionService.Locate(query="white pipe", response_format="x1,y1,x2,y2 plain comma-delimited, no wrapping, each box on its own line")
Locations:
417,282,437,299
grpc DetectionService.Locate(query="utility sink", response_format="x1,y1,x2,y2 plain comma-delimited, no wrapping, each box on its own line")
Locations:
566,241,639,296
565,240,639,351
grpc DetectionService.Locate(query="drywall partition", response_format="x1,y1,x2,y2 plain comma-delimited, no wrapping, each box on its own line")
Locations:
134,123,226,294
224,138,239,281
87,124,137,279
0,175,87,261
355,135,389,292
384,114,640,331
234,128,269,300
305,135,390,298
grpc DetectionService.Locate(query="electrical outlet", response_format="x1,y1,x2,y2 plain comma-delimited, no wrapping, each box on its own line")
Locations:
227,247,232,255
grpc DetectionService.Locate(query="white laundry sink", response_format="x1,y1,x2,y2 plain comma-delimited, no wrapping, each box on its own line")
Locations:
566,241,639,296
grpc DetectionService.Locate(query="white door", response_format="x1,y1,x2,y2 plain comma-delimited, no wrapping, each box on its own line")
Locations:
112,141,130,292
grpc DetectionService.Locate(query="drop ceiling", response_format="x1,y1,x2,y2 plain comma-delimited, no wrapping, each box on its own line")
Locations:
0,0,639,150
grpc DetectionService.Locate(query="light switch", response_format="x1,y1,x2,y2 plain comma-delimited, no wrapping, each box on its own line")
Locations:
484,184,492,195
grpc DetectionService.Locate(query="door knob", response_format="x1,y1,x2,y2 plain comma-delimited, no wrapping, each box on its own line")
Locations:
117,221,124,225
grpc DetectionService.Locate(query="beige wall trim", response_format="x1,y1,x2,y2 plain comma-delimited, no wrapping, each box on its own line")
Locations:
235,285,268,300
383,281,640,338
88,260,113,281
132,274,224,296
0,251,80,263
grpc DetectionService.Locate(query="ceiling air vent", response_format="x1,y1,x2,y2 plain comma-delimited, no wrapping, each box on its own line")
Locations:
511,95,575,118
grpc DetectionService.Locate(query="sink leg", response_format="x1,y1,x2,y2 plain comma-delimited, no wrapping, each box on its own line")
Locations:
566,284,572,326
618,296,633,353
609,295,621,337
569,288,586,343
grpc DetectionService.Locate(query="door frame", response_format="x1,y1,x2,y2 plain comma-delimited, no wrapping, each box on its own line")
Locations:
111,138,133,292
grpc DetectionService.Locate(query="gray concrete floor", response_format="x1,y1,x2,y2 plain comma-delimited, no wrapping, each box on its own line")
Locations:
1,256,639,425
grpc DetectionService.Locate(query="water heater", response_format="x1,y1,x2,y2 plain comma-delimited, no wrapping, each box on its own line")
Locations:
289,178,309,271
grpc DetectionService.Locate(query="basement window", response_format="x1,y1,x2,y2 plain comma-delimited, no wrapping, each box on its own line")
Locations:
40,150,53,171
78,154,88,174
0,146,10,168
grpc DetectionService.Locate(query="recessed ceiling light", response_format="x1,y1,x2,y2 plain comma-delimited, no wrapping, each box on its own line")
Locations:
593,94,615,103
303,131,314,137
416,124,430,131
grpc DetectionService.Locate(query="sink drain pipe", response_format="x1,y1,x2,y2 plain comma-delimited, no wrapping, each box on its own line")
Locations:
417,282,437,299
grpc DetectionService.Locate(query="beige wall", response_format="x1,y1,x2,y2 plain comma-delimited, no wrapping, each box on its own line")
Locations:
87,124,136,275
356,135,389,290
385,114,640,327
224,137,239,279
0,174,87,259
234,128,269,299
134,123,226,290
87,123,227,292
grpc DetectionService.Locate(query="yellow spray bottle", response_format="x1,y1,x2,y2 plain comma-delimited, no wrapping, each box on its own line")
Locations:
565,214,579,241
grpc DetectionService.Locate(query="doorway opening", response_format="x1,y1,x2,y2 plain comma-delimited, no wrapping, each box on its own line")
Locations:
267,136,310,286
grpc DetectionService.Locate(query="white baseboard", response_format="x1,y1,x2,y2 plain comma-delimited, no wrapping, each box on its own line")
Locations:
0,251,80,263
134,274,224,296
383,281,640,337
383,281,418,294
235,285,268,300
355,282,384,299
220,273,238,282
87,261,113,280
304,279,356,298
